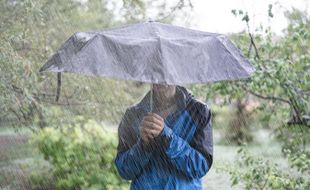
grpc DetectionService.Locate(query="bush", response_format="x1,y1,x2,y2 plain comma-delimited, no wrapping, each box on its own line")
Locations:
275,124,310,175
30,117,129,190
218,146,310,190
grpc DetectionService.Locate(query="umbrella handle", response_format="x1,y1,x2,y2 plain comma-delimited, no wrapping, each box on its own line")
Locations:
55,72,61,102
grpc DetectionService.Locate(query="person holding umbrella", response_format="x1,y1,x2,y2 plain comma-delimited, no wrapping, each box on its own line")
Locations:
39,21,255,189
115,84,213,189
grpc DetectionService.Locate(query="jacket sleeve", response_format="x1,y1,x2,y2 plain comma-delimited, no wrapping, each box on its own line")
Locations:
157,102,213,179
114,108,152,180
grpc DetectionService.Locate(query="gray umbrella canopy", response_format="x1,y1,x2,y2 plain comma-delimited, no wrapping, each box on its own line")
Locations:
39,21,255,85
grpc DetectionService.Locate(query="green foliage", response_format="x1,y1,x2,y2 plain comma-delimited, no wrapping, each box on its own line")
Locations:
191,5,310,128
30,118,129,190
0,0,190,128
0,0,117,127
212,5,310,189
275,124,310,175
29,163,55,190
218,146,310,190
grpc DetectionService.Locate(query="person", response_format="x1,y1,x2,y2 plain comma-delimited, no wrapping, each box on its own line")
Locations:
114,84,213,190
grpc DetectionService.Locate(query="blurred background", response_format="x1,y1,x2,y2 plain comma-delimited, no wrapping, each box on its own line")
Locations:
0,0,309,189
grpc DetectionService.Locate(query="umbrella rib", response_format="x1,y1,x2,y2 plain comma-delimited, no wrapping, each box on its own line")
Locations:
215,36,255,77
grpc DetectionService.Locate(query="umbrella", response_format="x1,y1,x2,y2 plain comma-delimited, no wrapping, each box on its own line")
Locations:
39,21,255,110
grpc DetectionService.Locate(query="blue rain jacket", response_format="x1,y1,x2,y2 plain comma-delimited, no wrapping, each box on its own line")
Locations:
115,86,213,190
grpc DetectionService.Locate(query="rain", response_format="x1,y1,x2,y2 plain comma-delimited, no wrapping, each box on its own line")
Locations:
0,0,309,190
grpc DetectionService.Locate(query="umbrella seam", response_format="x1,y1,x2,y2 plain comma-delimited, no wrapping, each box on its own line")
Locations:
215,35,255,76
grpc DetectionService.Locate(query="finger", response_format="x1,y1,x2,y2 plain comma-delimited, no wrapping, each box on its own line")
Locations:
140,120,151,129
147,112,164,122
140,119,153,128
141,129,152,141
144,115,159,123
140,126,147,133
143,119,162,129
142,120,161,130
145,132,154,139
143,116,163,126
140,127,149,139
141,126,160,138
144,127,161,137
140,124,153,134
149,112,164,121
141,120,158,130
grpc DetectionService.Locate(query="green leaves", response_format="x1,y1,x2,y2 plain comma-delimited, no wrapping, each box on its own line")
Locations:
30,118,129,190
268,4,273,18
198,4,310,190
221,146,310,190
242,14,249,23
231,8,249,23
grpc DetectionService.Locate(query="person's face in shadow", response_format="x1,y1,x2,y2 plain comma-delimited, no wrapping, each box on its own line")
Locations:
152,84,176,102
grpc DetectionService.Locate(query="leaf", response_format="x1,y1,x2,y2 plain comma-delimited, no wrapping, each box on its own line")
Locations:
231,9,237,16
268,4,274,18
242,14,249,22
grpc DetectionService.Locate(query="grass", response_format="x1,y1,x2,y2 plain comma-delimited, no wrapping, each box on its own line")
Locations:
0,127,43,189
202,128,288,190
0,143,34,165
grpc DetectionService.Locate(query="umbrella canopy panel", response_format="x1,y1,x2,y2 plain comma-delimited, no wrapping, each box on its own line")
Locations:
39,21,255,85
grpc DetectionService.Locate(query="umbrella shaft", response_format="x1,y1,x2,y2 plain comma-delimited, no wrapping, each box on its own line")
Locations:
150,85,153,112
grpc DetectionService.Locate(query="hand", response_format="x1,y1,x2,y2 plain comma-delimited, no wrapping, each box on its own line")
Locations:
139,112,164,149
143,112,164,138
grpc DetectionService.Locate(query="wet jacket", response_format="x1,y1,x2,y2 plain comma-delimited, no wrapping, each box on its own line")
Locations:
114,86,213,190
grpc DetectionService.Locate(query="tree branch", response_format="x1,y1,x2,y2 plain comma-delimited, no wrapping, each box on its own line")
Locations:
241,85,291,105
157,0,193,22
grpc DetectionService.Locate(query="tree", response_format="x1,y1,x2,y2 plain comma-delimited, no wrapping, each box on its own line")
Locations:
203,4,310,188
0,0,192,128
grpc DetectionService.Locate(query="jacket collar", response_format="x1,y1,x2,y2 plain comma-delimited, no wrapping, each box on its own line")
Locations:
135,85,194,113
